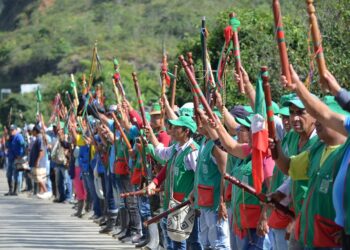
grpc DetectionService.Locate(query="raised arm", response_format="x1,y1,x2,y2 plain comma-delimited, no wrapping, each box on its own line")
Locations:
281,65,347,136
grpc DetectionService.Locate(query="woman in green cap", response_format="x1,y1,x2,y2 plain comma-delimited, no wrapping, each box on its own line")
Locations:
145,115,202,250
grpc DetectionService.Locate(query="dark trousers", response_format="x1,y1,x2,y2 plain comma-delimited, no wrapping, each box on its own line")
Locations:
114,174,142,231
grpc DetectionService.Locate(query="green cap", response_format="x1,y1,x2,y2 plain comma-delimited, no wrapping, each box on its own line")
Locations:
113,58,119,66
323,95,350,116
283,93,305,109
280,94,295,107
168,115,197,133
179,102,194,117
150,103,161,115
235,114,253,128
272,101,280,115
279,106,290,116
243,105,253,113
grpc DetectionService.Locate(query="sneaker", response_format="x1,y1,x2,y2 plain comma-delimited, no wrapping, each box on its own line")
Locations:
93,216,104,224
88,214,99,220
131,233,143,244
118,230,131,241
37,193,46,199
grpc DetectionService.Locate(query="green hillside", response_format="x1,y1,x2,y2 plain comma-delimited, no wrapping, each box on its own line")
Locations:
1,0,350,127
0,0,233,91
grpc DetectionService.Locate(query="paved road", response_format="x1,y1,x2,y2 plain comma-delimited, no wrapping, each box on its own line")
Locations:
0,169,133,250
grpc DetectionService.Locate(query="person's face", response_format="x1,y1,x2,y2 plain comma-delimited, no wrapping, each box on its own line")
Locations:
95,88,102,98
165,122,174,137
10,129,16,136
282,115,291,133
315,120,339,142
171,126,189,142
52,126,57,135
289,104,315,134
237,125,250,144
150,114,162,129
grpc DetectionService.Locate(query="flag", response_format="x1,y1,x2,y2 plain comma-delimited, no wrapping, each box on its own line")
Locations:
36,87,42,103
251,72,269,194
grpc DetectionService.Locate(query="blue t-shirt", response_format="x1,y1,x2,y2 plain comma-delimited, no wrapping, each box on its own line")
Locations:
7,133,25,161
333,116,350,226
29,135,45,168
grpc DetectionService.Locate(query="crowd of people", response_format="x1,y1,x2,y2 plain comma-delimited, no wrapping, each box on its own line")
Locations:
2,61,350,250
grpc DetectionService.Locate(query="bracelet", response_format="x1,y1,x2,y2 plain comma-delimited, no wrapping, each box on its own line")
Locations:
213,138,227,153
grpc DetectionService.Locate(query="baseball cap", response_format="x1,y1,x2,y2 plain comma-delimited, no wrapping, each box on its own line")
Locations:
168,115,197,133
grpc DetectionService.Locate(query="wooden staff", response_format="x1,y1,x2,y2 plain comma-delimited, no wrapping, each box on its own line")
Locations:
261,66,278,159
132,72,148,127
161,53,168,120
224,174,295,218
120,187,163,198
70,74,79,109
110,113,132,150
187,52,202,128
201,16,208,100
272,0,291,85
144,200,191,227
179,55,215,121
229,13,245,94
112,78,122,105
170,65,178,109
87,42,97,90
116,79,126,100
306,0,328,91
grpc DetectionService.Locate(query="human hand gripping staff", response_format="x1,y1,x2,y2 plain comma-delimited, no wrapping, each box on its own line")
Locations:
261,66,278,159
187,52,202,128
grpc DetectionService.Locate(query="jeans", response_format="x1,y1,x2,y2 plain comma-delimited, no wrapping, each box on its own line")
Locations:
114,174,142,231
271,228,288,250
23,170,33,191
55,164,67,201
6,160,22,192
104,171,117,213
138,194,152,219
199,209,230,250
234,228,272,250
64,169,72,200
82,170,102,217
161,215,202,250
45,161,52,193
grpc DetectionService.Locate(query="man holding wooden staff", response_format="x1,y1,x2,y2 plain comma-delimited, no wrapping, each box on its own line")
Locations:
277,65,350,249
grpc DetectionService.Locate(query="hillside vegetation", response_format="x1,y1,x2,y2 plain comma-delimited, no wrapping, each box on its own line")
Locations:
0,0,350,127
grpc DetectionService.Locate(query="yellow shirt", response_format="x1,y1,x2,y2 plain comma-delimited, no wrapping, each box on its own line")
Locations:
289,144,340,180
76,134,86,147
76,134,95,159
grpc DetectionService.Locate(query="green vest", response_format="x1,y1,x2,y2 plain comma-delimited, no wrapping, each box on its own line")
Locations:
194,139,222,211
114,138,129,176
163,141,199,210
230,155,266,230
270,131,292,192
298,139,348,247
283,130,319,215
224,154,240,207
